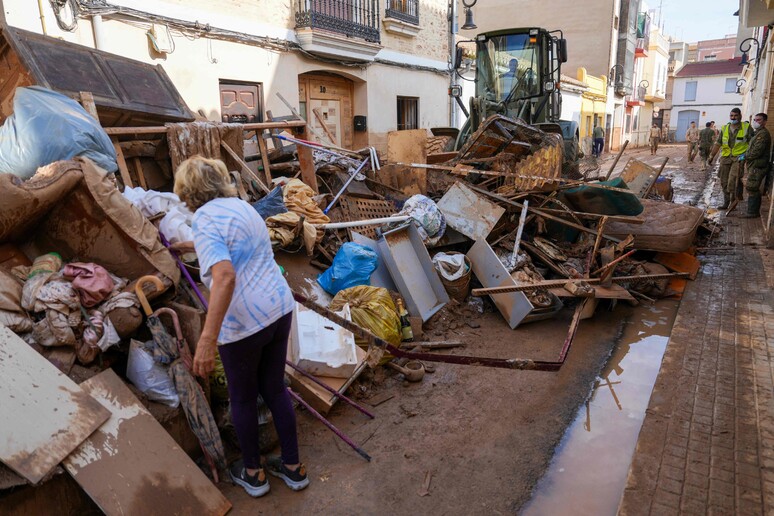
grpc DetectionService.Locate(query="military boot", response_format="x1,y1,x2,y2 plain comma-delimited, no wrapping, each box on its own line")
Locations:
719,192,730,209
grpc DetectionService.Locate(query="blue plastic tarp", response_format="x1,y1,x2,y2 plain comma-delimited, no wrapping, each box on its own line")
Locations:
0,86,117,179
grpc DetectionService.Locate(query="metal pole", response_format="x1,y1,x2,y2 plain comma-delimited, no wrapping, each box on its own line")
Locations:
449,0,458,127
285,360,375,419
324,157,370,214
287,388,372,462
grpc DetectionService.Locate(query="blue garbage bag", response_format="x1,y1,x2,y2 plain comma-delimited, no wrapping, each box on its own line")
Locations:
317,242,378,295
252,186,287,219
0,86,117,179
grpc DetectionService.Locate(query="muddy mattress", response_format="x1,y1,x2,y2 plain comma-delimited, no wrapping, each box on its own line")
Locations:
605,199,704,253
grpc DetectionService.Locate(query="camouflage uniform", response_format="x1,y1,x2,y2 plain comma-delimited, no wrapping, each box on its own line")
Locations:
698,127,714,170
716,122,752,208
743,126,771,216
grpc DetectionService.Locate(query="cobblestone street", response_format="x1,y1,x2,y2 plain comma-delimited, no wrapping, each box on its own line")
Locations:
619,145,774,515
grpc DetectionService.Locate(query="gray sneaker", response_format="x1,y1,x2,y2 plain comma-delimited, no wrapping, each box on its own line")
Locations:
229,459,270,497
265,456,310,491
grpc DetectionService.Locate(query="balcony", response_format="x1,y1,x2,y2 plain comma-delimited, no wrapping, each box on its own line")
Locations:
635,38,649,58
296,0,383,61
383,0,420,36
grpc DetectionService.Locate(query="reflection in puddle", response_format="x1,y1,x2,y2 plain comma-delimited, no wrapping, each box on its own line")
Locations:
522,301,677,516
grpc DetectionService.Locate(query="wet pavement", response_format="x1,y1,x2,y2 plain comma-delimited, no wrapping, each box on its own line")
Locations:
618,147,774,514
523,301,678,515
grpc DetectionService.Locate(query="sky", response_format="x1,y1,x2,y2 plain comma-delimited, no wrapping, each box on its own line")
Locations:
651,0,739,43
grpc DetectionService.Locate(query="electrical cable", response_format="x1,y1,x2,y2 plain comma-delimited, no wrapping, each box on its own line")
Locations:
72,0,449,76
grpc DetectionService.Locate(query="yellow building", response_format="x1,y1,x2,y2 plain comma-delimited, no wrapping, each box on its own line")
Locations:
577,68,608,154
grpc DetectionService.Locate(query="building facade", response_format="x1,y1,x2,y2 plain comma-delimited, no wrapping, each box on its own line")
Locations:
671,58,743,141
1,0,452,151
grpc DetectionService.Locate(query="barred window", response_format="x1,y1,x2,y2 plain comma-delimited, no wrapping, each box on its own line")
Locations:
397,96,419,130
385,0,419,25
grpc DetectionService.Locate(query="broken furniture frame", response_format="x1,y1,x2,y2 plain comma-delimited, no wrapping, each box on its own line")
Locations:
103,119,318,193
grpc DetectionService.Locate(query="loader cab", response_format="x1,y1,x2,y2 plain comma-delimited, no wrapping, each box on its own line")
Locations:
471,28,564,131
452,27,578,174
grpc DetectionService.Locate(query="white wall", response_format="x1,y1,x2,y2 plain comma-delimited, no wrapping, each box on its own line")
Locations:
4,0,449,150
672,75,741,106
561,91,584,127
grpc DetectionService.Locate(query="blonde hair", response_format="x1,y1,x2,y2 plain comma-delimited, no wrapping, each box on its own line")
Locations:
173,156,237,210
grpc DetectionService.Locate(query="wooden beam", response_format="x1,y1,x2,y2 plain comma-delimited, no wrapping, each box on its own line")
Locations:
297,126,318,193
131,157,147,189
312,107,338,145
255,133,274,188
79,91,99,120
220,142,270,194
103,120,306,136
111,136,133,188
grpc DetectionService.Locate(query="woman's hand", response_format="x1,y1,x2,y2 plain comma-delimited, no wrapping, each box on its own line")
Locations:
169,240,196,254
193,336,217,377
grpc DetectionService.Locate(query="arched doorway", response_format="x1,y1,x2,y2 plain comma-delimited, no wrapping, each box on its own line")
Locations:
298,72,354,149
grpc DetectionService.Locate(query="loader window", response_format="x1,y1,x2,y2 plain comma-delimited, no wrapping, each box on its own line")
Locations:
477,33,541,104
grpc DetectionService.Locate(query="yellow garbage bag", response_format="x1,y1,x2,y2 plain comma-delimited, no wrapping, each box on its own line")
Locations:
210,352,229,403
329,286,402,350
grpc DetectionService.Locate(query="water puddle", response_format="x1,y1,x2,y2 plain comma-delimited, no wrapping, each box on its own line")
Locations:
522,301,678,516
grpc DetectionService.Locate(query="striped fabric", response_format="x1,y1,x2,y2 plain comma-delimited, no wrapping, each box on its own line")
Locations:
192,197,293,344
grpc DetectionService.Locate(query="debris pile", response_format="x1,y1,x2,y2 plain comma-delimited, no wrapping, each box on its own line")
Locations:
0,76,712,513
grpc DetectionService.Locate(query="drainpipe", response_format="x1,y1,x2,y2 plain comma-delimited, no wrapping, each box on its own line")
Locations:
36,0,48,34
449,0,458,128
92,14,106,50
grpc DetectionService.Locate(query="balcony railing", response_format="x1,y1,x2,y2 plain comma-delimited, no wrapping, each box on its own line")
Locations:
385,0,419,25
296,0,381,43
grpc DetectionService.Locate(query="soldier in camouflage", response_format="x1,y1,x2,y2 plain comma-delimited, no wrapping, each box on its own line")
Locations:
741,113,771,218
698,122,715,171
710,108,752,209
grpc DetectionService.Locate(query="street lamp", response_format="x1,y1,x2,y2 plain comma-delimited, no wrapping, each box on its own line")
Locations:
739,37,761,66
609,64,624,84
638,79,649,99
736,78,747,94
461,0,478,30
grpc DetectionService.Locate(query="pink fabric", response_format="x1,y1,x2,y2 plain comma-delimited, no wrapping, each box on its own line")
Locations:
63,262,115,307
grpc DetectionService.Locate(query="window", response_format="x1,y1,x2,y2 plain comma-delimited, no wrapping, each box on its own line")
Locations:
684,81,697,101
703,54,717,61
386,0,419,25
724,78,737,93
397,96,419,130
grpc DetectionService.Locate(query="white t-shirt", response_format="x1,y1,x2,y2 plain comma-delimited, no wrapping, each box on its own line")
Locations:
192,197,294,344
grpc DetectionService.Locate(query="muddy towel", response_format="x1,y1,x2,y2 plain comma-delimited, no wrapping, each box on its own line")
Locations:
166,121,244,173
63,263,116,307
282,178,330,225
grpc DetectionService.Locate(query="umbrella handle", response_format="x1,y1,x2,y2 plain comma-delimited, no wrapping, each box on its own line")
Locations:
135,275,164,316
152,307,195,371
152,307,184,340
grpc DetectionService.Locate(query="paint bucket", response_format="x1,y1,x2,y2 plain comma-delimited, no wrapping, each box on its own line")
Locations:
436,252,471,302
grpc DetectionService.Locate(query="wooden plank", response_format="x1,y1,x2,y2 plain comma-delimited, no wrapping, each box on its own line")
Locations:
0,325,110,484
103,120,307,136
653,251,701,280
63,369,231,516
111,136,133,188
78,91,99,120
221,141,270,194
256,133,274,188
312,107,338,145
285,346,367,415
131,157,147,189
297,126,318,193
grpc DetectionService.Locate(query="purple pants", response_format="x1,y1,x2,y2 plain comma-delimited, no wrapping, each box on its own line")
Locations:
218,312,298,469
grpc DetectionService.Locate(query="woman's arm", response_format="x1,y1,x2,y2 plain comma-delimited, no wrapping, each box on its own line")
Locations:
192,260,236,377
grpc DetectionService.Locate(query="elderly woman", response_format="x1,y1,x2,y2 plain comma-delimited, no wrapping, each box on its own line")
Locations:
173,156,309,497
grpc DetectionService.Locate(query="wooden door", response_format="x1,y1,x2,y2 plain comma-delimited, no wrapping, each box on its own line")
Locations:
220,81,263,123
299,73,354,149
